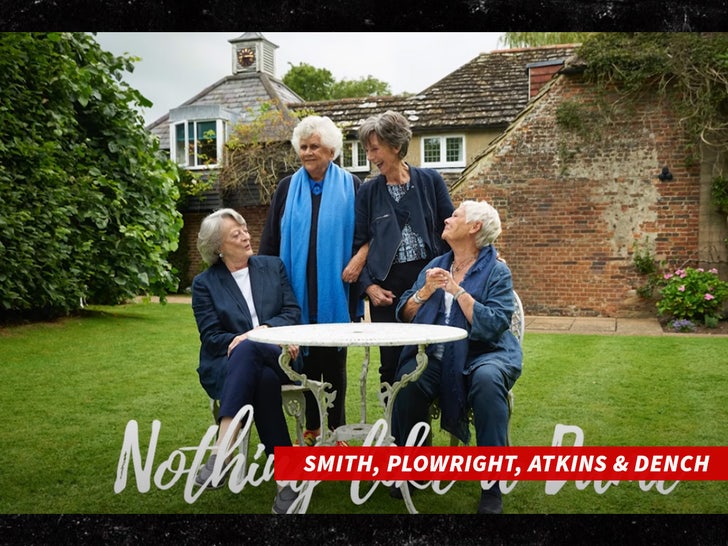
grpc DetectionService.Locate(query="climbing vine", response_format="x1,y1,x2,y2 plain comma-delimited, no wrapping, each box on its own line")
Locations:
219,100,313,205
577,33,728,153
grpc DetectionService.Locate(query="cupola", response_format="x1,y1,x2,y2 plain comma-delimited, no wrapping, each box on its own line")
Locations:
229,32,278,76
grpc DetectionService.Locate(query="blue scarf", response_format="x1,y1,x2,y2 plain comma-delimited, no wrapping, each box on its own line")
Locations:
405,244,497,444
280,162,354,324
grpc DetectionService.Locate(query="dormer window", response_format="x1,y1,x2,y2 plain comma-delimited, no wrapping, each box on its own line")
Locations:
168,105,238,169
173,120,226,168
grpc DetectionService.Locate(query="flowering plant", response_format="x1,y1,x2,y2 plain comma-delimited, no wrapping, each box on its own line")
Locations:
656,267,728,324
670,319,697,333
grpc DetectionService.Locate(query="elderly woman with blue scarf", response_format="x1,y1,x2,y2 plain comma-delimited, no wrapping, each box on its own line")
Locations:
392,200,522,515
259,115,366,447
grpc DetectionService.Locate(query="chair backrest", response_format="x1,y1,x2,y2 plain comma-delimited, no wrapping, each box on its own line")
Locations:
511,290,525,345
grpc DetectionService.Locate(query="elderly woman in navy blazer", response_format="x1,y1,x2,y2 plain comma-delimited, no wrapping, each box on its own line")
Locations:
191,208,301,514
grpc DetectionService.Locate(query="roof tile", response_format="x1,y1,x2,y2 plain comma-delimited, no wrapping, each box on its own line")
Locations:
291,45,578,135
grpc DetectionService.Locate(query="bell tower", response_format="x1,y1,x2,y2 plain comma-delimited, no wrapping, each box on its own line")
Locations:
229,32,278,76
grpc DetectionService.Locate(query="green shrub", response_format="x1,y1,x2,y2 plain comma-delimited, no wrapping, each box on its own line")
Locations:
656,267,728,324
0,33,182,320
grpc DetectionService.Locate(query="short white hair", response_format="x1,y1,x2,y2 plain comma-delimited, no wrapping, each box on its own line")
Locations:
291,115,343,159
196,208,246,265
460,200,502,248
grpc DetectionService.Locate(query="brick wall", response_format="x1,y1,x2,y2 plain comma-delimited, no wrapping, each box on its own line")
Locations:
453,72,713,317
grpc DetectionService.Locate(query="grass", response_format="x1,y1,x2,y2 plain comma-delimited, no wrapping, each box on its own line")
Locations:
1,302,726,515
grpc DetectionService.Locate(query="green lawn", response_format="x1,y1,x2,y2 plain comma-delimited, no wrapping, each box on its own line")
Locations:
1,302,726,514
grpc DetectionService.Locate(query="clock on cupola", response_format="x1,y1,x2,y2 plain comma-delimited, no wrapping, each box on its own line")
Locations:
229,32,278,76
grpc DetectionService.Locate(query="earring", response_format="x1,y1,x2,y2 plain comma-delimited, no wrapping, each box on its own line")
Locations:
218,252,224,259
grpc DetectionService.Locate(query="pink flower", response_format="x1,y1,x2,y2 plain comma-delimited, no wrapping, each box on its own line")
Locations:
698,268,705,273
675,269,685,277
705,293,715,301
664,273,674,280
678,285,685,292
709,268,719,274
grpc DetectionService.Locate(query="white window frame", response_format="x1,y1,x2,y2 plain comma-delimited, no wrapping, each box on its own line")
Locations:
340,140,369,172
420,134,466,169
171,119,227,169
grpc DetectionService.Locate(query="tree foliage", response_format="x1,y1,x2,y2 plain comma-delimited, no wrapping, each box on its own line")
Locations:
0,32,182,320
283,62,391,101
331,76,391,100
499,32,591,48
283,62,335,101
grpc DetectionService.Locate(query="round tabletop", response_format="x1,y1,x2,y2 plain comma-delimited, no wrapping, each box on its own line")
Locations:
247,322,467,347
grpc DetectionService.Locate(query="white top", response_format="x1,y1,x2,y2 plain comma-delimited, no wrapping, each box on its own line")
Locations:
231,268,259,328
247,322,467,347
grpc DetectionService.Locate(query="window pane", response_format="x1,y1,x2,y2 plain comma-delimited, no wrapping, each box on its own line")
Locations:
356,144,367,166
446,137,463,162
196,121,217,166
423,138,440,163
175,124,187,165
342,142,353,167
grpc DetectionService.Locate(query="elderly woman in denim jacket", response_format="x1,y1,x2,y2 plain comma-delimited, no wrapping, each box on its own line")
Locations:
392,200,523,515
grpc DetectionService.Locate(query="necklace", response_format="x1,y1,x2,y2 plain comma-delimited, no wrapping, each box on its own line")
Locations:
450,255,477,274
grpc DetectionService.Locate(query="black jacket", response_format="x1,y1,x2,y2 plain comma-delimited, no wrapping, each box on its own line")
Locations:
354,166,454,288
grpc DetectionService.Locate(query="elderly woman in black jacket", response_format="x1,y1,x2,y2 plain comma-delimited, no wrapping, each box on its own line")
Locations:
259,115,366,447
354,110,454,387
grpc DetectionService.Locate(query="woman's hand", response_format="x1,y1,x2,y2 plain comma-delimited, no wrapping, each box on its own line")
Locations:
411,266,462,304
287,344,300,360
365,284,395,307
227,324,270,357
227,332,250,357
417,267,450,300
342,243,369,283
342,257,364,283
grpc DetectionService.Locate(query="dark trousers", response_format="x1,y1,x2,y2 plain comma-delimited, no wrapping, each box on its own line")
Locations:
392,356,511,448
302,345,347,430
218,340,292,456
369,259,429,385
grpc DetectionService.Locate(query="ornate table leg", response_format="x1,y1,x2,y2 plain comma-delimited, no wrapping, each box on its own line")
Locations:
277,345,335,445
382,344,428,431
382,343,429,515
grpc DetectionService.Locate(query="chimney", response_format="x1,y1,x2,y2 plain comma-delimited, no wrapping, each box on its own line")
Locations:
526,60,566,99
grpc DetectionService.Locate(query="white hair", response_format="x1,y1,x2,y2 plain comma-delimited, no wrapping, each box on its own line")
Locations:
196,208,246,265
460,200,502,248
291,115,343,159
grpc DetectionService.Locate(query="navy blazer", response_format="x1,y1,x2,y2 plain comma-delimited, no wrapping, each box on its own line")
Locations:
191,256,301,399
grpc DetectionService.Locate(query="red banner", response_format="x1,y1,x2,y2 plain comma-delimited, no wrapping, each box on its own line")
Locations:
273,446,728,481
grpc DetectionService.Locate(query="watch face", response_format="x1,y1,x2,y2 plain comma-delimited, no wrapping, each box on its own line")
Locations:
237,47,255,68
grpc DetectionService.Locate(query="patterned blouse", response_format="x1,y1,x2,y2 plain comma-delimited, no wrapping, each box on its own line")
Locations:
387,182,428,264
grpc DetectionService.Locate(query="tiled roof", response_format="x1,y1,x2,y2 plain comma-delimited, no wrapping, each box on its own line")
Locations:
291,44,578,135
147,72,303,149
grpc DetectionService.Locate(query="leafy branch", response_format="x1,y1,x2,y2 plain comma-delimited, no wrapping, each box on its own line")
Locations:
219,101,313,205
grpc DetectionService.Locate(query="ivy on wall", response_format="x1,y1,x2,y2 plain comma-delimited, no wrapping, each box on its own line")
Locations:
578,33,728,155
